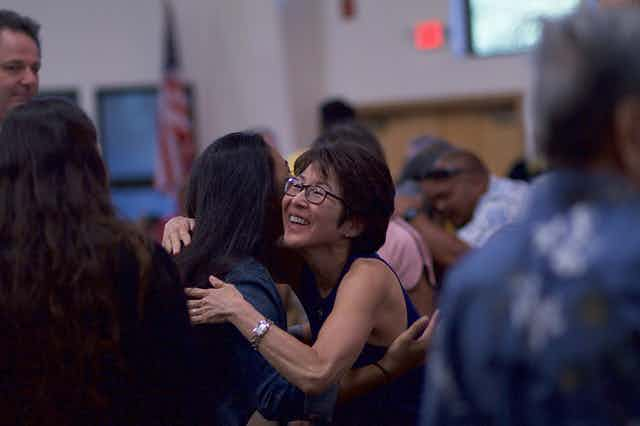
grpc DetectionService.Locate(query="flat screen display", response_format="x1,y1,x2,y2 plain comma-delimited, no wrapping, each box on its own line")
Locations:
467,0,582,56
97,85,194,220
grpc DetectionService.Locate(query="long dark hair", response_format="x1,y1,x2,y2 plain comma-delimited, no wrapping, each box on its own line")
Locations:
177,132,282,286
0,98,150,424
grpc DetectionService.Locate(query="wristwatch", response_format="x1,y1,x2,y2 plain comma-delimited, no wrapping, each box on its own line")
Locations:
250,318,273,350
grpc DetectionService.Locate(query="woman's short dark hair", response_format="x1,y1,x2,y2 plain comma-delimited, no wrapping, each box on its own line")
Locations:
312,121,386,164
533,6,640,167
294,142,395,254
178,132,281,284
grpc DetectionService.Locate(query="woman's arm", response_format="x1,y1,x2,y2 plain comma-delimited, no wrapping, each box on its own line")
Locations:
337,311,439,403
411,212,470,272
188,261,392,395
187,279,439,402
188,266,334,422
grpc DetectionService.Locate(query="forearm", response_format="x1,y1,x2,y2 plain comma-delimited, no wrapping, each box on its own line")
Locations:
338,347,413,403
338,364,387,403
412,213,469,270
229,300,340,395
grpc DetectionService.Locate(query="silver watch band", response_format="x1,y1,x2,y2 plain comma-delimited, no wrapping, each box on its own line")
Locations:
249,318,273,350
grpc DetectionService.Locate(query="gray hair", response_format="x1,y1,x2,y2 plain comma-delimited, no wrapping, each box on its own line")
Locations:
533,6,640,166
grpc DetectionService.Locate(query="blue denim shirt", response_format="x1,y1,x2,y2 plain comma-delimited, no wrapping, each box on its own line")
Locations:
192,257,334,426
422,170,640,425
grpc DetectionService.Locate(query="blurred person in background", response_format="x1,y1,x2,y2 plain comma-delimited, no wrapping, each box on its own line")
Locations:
0,9,40,125
394,136,468,281
0,99,197,425
395,135,455,220
421,149,529,249
287,97,357,168
423,6,640,424
408,149,529,275
319,98,356,132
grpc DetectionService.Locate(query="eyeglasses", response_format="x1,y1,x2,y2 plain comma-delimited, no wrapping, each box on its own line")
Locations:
420,168,465,180
284,177,345,205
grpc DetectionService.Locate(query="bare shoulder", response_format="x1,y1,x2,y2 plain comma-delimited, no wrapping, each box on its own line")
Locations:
341,257,397,294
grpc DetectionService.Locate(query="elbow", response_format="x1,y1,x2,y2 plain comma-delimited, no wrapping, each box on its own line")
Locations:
298,365,335,395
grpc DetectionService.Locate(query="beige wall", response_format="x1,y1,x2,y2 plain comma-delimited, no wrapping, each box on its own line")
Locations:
9,0,298,153
7,0,536,155
322,0,531,103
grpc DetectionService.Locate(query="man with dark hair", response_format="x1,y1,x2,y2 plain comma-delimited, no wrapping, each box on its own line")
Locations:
0,9,40,123
423,6,640,424
421,149,528,247
409,149,528,273
319,98,356,132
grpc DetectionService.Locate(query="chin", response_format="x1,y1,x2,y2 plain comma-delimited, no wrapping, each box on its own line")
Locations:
281,234,303,249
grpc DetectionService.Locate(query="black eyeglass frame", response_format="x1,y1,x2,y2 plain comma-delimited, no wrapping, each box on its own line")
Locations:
284,176,345,205
419,168,466,180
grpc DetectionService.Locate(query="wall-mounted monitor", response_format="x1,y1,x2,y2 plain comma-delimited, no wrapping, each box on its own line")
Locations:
96,85,195,221
450,0,584,57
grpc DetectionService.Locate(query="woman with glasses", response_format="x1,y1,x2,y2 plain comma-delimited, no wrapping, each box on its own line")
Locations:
0,99,197,425
185,138,433,425
171,132,433,425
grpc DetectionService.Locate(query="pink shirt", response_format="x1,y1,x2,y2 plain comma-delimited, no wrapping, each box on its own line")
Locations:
378,217,436,291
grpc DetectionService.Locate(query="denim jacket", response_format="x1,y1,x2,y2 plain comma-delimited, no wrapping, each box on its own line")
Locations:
192,257,335,426
422,170,640,425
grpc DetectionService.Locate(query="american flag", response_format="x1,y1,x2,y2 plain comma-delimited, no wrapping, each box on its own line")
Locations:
155,1,195,198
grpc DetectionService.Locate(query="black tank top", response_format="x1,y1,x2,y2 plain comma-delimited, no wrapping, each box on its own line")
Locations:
297,252,425,426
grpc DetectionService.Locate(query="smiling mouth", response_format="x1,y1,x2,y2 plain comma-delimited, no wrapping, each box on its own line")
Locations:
288,215,309,225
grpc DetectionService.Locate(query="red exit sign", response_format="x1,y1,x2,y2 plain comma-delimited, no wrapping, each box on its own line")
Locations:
414,20,445,51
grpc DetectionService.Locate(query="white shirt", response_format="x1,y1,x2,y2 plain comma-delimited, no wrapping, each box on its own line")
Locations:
458,176,529,247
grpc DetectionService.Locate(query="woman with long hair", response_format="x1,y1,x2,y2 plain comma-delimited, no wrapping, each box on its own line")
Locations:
181,137,434,425
174,131,311,425
0,98,196,426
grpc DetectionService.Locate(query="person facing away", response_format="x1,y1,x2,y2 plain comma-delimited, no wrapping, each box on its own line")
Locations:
175,132,327,425
422,6,640,425
0,9,40,125
0,98,198,425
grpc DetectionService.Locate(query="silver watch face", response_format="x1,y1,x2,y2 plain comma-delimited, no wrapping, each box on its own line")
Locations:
256,321,269,336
